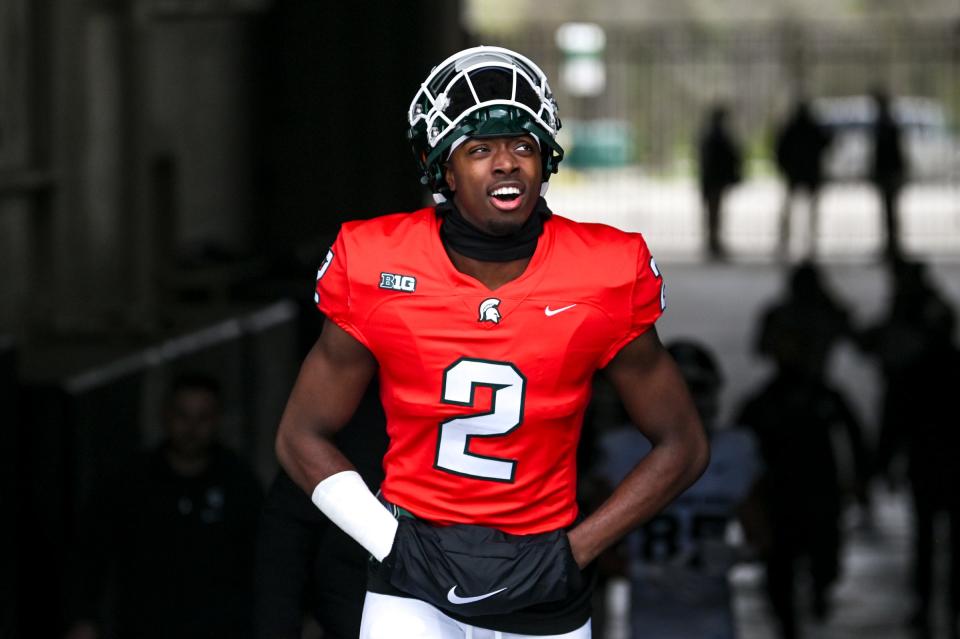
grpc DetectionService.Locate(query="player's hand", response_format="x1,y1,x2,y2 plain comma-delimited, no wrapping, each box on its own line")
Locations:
379,518,582,617
566,529,590,569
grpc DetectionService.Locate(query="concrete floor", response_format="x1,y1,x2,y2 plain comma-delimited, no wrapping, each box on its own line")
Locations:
730,487,942,639
601,486,950,639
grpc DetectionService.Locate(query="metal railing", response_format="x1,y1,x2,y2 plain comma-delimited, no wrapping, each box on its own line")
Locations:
482,22,960,259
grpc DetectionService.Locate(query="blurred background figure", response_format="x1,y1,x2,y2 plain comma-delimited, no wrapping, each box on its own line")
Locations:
773,99,833,260
63,373,263,639
595,340,763,639
738,267,871,639
255,470,366,639
869,88,908,261
756,261,856,381
697,104,744,261
858,259,958,637
254,382,387,639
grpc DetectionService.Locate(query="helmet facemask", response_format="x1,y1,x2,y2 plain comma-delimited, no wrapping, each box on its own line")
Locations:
408,47,564,203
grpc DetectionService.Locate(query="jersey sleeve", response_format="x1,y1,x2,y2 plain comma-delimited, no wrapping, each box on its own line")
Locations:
313,229,370,348
630,237,666,333
599,235,666,367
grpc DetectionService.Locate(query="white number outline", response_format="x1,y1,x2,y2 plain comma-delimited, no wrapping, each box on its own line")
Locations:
434,357,526,483
650,255,666,311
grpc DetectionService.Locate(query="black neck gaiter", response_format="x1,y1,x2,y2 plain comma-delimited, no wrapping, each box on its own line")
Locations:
438,197,552,262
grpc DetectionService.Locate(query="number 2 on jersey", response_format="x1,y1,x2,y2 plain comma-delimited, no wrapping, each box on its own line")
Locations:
435,358,525,482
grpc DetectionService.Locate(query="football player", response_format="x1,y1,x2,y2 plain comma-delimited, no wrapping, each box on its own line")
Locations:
275,46,709,638
597,340,762,639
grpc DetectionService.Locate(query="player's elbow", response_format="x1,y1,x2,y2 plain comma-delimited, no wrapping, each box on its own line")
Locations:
274,430,288,470
274,419,298,472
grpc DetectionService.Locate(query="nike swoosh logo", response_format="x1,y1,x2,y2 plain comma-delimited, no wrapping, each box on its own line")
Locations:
544,304,577,317
446,585,508,605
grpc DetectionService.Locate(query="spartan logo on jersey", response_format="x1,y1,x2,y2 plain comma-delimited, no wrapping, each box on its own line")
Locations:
379,272,417,293
478,298,502,324
313,248,334,304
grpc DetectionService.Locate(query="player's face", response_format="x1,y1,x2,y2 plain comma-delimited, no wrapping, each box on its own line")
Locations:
164,388,220,458
444,135,542,237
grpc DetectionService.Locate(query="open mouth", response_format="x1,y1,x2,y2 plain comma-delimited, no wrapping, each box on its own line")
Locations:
488,184,524,210
490,185,522,201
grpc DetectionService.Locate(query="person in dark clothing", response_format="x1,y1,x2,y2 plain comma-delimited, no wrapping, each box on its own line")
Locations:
737,372,869,639
868,89,908,261
697,104,743,260
860,260,955,478
255,382,388,639
595,340,763,639
859,259,958,636
255,470,368,639
64,373,264,639
774,100,832,259
756,261,854,380
738,266,870,639
891,342,960,639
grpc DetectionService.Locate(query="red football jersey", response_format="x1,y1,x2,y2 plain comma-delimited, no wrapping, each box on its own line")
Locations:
315,208,664,534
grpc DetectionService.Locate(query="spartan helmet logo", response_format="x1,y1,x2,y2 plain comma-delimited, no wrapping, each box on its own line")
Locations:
478,298,502,324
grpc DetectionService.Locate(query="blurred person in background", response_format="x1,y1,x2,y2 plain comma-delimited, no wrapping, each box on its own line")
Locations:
859,259,958,637
595,340,764,639
255,383,387,639
64,373,263,639
697,104,744,261
756,261,856,382
773,99,833,260
738,267,871,639
255,469,366,639
868,88,908,261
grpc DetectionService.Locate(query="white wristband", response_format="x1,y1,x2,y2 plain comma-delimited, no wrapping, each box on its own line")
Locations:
311,470,398,561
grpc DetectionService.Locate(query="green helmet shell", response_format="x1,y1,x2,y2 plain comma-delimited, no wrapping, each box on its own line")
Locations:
408,46,564,201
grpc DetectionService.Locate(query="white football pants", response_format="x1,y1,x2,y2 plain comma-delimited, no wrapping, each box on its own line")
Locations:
359,591,592,639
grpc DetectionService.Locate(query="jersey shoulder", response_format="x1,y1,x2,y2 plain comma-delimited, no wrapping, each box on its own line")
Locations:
335,207,439,282
339,207,436,250
548,214,651,255
545,215,665,338
315,208,437,340
545,214,657,288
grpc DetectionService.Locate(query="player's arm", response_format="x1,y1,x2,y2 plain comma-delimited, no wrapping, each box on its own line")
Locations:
276,320,375,485
567,327,710,568
275,319,397,561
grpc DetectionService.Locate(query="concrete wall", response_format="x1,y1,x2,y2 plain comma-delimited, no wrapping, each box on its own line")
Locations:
1,0,463,345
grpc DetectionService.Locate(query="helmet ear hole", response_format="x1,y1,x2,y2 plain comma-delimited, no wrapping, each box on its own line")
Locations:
432,163,450,197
